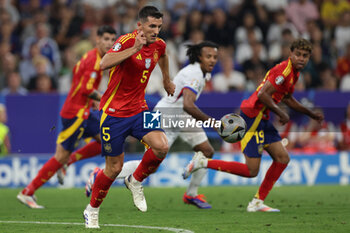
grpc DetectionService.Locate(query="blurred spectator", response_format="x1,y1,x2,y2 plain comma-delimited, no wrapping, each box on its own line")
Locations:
285,0,319,34
0,0,19,26
321,0,350,30
235,11,263,45
34,73,54,93
257,0,288,13
49,3,83,50
157,10,174,41
336,42,350,79
26,55,56,91
21,22,61,75
236,29,267,64
0,52,17,90
266,9,298,45
339,73,350,91
298,108,337,154
178,29,204,66
319,65,338,91
1,72,28,95
58,46,78,94
334,11,350,56
337,102,350,151
0,9,20,53
303,44,329,89
205,8,234,47
212,54,246,92
19,42,54,86
182,10,204,41
0,103,10,156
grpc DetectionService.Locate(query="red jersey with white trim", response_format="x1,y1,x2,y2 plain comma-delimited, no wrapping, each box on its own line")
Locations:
60,48,102,119
240,58,300,120
99,30,166,117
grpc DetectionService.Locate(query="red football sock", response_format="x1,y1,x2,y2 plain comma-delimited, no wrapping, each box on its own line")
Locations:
90,169,114,208
207,160,251,177
22,157,62,196
256,161,287,201
133,148,164,182
67,141,101,166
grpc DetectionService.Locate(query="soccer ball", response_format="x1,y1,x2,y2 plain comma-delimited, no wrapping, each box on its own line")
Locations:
219,113,247,143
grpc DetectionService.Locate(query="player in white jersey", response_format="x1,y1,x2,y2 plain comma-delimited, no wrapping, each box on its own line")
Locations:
154,41,218,208
85,41,219,209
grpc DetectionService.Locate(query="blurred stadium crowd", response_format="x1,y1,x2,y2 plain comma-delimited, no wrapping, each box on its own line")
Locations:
0,0,349,154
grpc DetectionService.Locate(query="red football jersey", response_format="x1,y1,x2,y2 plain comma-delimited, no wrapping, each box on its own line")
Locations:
60,48,102,119
241,58,300,120
99,30,166,117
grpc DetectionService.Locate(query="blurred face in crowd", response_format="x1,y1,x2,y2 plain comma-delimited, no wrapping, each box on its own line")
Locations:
0,104,7,124
138,16,162,44
199,47,218,74
97,32,116,56
290,48,311,71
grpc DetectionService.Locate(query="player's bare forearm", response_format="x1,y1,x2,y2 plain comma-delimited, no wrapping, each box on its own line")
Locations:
100,47,138,70
183,88,213,123
158,53,175,95
283,95,314,117
88,90,102,101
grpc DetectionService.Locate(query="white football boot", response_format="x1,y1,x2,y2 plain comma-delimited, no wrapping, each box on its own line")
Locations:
124,175,147,212
182,151,208,179
83,204,100,228
17,192,44,209
247,198,280,212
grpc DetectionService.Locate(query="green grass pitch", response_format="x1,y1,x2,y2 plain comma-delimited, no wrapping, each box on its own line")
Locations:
0,186,349,233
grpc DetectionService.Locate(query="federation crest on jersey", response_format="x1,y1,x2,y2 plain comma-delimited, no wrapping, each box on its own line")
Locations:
112,43,121,51
153,50,159,63
145,58,151,69
275,76,285,85
103,143,112,153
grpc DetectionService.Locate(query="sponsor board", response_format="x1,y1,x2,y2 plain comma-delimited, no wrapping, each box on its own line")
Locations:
0,152,349,188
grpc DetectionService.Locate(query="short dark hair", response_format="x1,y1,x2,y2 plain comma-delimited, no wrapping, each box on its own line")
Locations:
290,38,313,54
97,25,116,36
186,41,218,64
138,6,163,21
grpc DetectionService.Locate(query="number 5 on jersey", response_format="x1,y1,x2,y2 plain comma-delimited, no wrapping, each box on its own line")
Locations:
102,127,110,141
141,70,149,83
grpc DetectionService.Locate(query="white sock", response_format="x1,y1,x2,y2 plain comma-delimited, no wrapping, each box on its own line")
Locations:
116,160,141,179
186,168,207,197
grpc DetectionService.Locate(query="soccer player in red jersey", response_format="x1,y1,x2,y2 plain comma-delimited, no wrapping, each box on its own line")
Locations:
184,38,324,212
83,6,175,228
17,26,117,208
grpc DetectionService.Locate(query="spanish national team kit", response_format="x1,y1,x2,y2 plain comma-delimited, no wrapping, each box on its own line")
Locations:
99,30,166,156
58,48,102,151
240,58,299,157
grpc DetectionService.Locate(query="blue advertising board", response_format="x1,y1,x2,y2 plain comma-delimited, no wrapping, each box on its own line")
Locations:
1,152,349,188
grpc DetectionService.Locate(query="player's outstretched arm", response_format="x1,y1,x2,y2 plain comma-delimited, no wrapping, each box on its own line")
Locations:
257,80,289,124
283,95,324,124
158,52,175,96
100,31,146,70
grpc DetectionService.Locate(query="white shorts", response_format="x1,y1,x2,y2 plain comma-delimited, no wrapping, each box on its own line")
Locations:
165,128,208,148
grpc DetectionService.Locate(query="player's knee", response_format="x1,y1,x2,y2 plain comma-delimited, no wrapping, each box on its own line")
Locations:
152,142,168,158
275,154,290,164
105,163,123,179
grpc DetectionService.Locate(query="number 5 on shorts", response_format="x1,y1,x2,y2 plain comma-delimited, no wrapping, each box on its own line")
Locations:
102,127,110,141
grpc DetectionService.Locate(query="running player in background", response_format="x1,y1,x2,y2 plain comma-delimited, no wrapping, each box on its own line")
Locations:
86,41,219,209
83,6,175,228
183,38,324,212
16,26,117,208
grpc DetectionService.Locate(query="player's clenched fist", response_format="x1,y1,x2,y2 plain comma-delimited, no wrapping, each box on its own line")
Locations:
134,31,146,51
164,80,175,96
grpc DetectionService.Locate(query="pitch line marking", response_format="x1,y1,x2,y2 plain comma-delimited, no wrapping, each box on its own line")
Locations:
0,220,194,233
